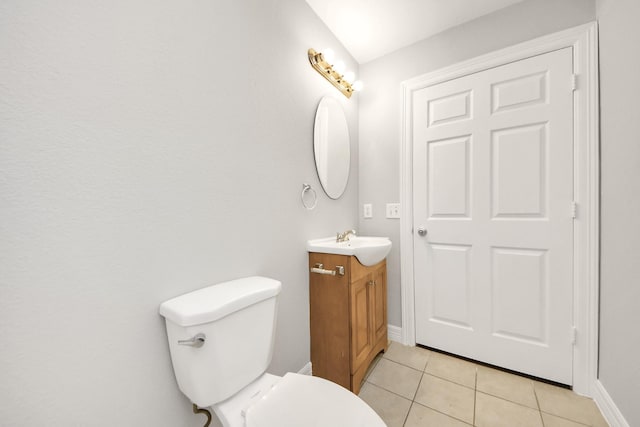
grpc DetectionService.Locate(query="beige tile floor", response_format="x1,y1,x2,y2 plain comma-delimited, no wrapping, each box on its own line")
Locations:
358,342,609,427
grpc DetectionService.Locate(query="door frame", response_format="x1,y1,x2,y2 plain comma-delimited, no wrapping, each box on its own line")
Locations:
399,22,599,396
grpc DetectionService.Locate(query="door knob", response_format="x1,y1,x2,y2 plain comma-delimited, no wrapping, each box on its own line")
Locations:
417,227,428,236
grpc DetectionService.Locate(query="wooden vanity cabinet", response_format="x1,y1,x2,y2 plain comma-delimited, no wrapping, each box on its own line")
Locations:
309,252,388,395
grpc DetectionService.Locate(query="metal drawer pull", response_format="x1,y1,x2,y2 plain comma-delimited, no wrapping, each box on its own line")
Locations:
178,333,206,348
310,263,345,276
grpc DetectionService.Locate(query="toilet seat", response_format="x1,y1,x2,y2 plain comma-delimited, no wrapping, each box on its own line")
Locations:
243,373,386,427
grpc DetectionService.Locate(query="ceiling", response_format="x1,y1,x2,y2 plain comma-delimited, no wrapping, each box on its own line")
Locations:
305,0,525,64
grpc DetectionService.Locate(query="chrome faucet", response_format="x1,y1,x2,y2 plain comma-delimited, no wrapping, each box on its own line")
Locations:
336,229,357,242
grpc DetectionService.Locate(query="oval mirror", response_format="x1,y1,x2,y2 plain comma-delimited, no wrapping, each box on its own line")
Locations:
313,97,351,199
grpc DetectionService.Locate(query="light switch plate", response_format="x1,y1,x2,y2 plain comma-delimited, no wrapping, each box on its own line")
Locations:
386,203,400,219
363,203,373,218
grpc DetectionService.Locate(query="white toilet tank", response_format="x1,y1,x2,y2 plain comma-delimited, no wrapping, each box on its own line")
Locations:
159,276,282,407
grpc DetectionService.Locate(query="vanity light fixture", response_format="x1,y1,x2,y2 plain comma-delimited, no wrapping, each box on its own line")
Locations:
308,48,363,99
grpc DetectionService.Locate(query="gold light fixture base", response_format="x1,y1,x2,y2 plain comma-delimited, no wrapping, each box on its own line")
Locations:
308,48,353,99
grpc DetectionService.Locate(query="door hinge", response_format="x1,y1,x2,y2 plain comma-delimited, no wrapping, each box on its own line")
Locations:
570,326,577,345
571,74,578,91
571,201,578,219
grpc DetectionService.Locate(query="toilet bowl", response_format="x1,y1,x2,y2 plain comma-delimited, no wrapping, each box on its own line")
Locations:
159,276,386,427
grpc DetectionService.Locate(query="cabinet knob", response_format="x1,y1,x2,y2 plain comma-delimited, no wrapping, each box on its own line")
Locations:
417,226,428,236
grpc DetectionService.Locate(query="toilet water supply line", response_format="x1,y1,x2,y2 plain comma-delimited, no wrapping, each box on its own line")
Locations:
192,404,212,427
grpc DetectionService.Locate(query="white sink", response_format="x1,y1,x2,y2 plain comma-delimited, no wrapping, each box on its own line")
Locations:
307,236,392,266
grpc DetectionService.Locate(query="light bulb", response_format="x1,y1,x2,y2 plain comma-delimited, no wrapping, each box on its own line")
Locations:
353,80,364,91
323,48,335,64
333,60,346,75
344,71,355,82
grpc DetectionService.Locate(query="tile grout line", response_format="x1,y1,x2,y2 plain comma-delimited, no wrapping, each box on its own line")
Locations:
403,351,425,426
421,356,475,427
382,356,424,373
404,347,463,426
534,382,546,427
364,379,414,403
423,372,476,390
409,400,475,426
382,349,432,373
404,352,426,426
473,367,477,427
475,387,543,412
539,410,593,427
422,351,476,426
402,402,415,427
403,370,426,427
411,371,423,401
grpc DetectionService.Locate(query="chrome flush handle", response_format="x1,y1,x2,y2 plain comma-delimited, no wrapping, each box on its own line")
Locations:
178,333,206,348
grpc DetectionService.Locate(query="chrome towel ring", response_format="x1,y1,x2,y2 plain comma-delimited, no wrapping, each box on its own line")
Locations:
301,183,318,210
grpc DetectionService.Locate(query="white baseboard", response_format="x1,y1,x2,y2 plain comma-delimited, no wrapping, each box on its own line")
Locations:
592,379,630,427
388,324,402,343
298,362,312,376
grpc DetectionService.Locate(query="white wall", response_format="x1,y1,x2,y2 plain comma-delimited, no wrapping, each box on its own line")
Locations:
0,0,358,425
596,0,640,425
357,0,596,327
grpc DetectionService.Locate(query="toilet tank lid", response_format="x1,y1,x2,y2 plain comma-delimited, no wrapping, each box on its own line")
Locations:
159,276,282,327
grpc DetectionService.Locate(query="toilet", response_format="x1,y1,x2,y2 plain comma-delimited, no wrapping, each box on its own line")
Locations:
159,276,386,427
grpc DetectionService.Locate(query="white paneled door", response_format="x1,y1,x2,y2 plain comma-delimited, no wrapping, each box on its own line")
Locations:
413,48,574,385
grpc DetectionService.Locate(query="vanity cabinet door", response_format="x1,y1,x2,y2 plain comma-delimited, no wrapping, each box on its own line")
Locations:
371,263,388,346
350,274,373,373
309,253,351,390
